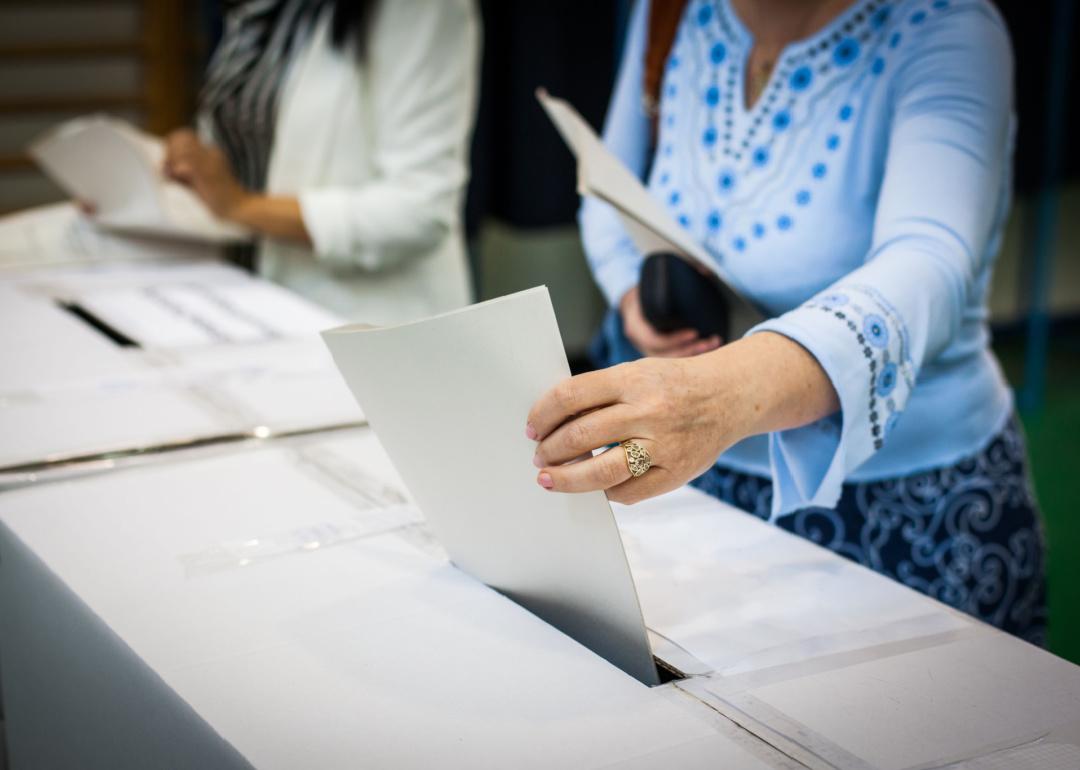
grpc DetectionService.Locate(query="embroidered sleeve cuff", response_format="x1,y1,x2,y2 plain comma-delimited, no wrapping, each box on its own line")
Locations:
750,286,914,518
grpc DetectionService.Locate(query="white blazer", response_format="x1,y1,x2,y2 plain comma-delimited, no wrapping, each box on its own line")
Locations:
246,0,479,324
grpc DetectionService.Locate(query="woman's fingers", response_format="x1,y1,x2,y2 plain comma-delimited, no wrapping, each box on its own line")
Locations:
654,335,722,358
533,403,638,466
537,441,652,493
163,130,199,176
526,368,623,440
168,160,194,181
642,326,698,351
607,465,682,505
629,320,699,355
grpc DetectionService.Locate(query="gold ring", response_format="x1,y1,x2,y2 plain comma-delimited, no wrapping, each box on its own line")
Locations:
621,440,652,478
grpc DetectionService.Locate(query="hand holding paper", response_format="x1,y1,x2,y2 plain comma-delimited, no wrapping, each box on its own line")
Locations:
323,288,660,685
29,116,249,244
536,89,763,337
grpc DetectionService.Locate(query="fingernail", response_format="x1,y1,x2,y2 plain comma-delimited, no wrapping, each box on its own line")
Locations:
532,453,543,468
537,473,553,489
525,423,538,440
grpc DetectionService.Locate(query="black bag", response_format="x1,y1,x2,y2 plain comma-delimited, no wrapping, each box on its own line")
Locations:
639,252,730,340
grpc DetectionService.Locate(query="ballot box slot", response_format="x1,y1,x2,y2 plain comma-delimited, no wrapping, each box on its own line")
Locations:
58,301,140,348
653,655,689,685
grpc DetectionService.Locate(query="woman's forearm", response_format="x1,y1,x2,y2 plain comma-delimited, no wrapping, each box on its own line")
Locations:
227,194,312,245
690,331,840,442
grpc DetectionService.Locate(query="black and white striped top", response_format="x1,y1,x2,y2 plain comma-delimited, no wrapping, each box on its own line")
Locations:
201,0,330,191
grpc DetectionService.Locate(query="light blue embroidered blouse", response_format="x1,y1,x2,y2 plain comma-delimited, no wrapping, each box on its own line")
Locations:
581,0,1016,517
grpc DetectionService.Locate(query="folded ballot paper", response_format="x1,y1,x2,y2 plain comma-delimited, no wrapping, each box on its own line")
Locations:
28,116,248,244
536,89,763,337
323,287,661,685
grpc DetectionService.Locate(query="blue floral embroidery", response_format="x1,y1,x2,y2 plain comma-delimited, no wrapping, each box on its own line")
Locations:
796,189,811,205
705,85,720,106
752,222,766,238
812,162,828,179
877,361,898,396
833,37,861,67
804,286,913,451
707,210,723,230
753,147,770,166
777,214,793,231
710,42,726,64
864,314,889,347
790,66,813,91
773,110,792,131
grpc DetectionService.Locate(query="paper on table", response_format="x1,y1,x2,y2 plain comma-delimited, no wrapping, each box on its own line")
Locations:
28,116,248,244
536,89,764,337
0,203,220,269
322,287,660,685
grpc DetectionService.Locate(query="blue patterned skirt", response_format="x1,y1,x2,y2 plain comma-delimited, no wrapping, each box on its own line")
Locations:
692,417,1048,645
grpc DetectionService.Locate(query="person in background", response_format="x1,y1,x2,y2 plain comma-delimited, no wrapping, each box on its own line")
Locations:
163,0,479,324
528,0,1046,643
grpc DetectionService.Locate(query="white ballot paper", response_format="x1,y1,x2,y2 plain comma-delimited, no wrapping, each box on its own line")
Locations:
323,287,660,685
28,116,249,244
536,89,763,337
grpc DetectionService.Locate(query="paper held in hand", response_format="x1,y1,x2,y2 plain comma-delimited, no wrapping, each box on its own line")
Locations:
536,88,763,337
322,287,660,685
28,115,249,244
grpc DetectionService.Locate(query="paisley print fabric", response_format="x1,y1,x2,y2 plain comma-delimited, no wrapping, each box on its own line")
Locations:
691,416,1047,645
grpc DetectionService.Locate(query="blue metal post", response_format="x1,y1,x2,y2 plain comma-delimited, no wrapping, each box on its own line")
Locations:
1019,0,1074,413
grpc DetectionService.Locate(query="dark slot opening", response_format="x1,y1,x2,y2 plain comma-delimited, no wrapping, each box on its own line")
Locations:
58,302,140,348
653,656,689,685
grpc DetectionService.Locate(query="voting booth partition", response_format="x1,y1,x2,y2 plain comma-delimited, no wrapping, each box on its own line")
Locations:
2,206,1080,769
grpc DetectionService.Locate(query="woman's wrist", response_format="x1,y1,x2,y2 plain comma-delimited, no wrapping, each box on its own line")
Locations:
224,194,312,244
221,189,260,226
690,331,840,444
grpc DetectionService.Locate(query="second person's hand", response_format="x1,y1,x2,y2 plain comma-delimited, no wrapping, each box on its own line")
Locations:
620,285,721,357
163,129,250,220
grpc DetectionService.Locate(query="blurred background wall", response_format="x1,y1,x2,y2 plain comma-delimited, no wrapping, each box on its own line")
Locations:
0,0,1076,661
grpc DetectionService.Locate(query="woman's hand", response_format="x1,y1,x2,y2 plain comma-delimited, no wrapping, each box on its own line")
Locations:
620,286,722,357
163,129,250,220
526,332,840,504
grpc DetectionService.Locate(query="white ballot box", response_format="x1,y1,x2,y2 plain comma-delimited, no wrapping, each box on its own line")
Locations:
0,260,361,478
2,426,1079,769
0,431,792,770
